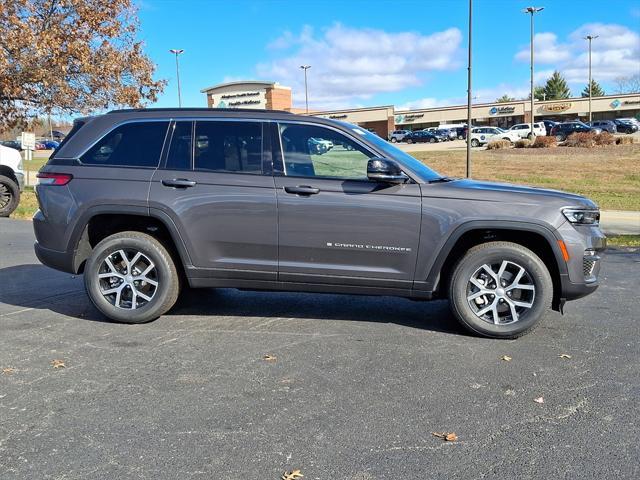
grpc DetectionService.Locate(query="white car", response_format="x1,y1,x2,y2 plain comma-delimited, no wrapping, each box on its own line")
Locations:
468,127,520,147
0,144,24,216
506,122,546,139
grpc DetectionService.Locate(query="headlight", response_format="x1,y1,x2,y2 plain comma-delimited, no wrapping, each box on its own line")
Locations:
562,208,600,225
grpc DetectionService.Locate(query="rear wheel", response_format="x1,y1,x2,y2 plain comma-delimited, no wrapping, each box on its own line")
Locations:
390,137,397,143
0,175,20,217
84,231,180,323
556,134,565,142
429,137,436,143
406,138,413,144
448,241,552,339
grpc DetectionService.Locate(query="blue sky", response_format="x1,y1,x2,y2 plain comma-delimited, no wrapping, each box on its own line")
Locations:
138,0,640,110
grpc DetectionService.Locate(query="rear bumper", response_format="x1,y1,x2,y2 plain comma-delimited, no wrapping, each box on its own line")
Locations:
34,241,75,274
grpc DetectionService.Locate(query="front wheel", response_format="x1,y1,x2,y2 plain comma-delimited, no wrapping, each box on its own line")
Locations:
470,139,479,147
390,137,397,143
406,138,413,144
556,134,565,142
0,175,20,217
84,231,180,323
429,137,436,143
448,241,552,338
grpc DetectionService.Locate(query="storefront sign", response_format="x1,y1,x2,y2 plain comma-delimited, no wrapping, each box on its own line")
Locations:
610,99,621,109
489,106,515,115
221,91,260,99
329,114,348,119
623,100,640,106
228,99,261,107
541,102,572,113
395,113,424,123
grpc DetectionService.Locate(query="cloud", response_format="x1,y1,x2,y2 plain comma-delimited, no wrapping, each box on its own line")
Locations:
398,83,532,110
258,23,463,109
515,23,640,85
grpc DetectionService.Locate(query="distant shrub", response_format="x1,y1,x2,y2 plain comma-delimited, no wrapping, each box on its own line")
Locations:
487,139,511,150
616,136,635,145
514,139,532,148
595,131,616,146
564,131,596,148
532,136,557,148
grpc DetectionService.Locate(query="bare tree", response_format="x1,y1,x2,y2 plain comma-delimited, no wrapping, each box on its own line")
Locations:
613,74,640,94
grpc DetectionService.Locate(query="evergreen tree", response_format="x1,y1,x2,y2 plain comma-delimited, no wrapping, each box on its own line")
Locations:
527,86,546,101
542,71,571,99
581,79,605,97
496,94,516,103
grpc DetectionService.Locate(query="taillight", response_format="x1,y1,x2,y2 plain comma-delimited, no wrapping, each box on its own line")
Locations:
36,172,73,186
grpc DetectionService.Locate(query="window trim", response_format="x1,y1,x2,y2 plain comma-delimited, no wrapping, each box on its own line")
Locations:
273,120,380,182
76,119,171,169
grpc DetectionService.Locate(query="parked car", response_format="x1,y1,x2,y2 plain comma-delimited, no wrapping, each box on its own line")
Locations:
33,108,606,338
454,127,467,140
40,140,60,150
389,130,411,143
441,128,457,141
541,120,558,136
550,122,599,142
51,130,66,141
506,122,547,139
405,131,440,144
0,144,24,216
618,117,640,128
468,127,520,147
0,140,22,151
587,120,617,134
613,119,638,134
308,137,328,154
434,129,452,142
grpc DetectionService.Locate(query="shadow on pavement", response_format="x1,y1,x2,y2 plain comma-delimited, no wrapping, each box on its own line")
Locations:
0,263,463,335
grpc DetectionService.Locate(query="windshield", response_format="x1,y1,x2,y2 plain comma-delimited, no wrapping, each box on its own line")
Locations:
337,122,442,181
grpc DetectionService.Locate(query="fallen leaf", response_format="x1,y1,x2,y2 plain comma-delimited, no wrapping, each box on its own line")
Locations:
501,355,512,362
432,432,458,442
558,354,572,359
534,396,544,404
263,354,277,362
281,469,303,480
2,367,16,375
51,359,66,369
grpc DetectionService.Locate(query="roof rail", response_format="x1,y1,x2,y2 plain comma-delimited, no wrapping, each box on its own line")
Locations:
107,107,294,114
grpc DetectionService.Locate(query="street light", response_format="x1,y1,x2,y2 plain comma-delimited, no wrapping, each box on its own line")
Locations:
466,0,473,178
523,6,544,140
169,49,185,107
300,65,311,114
584,35,599,123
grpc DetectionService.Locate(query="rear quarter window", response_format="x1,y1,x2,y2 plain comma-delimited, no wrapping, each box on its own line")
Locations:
80,121,169,168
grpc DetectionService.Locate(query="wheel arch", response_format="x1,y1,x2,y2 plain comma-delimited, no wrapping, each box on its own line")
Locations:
422,221,566,309
0,165,18,184
69,206,192,275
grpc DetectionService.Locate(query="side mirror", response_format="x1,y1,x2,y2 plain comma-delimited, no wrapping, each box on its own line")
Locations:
367,158,408,184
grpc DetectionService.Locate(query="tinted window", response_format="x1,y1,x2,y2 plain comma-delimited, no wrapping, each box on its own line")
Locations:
81,122,169,167
165,121,192,170
194,121,263,174
279,123,373,179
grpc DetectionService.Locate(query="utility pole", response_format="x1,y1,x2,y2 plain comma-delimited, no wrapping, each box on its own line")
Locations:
466,0,472,178
524,7,544,139
584,35,598,123
169,49,185,107
300,65,311,114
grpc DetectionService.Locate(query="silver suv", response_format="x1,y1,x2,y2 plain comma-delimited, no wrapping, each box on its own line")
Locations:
33,108,605,338
389,130,410,143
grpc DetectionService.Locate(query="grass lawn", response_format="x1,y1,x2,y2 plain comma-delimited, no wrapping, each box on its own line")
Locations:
11,188,39,220
411,144,640,211
606,235,640,247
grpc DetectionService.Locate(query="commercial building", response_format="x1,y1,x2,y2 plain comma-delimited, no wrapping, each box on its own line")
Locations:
201,80,640,137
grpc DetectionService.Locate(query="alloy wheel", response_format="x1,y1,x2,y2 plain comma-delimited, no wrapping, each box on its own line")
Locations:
0,183,10,209
466,260,536,325
98,249,158,309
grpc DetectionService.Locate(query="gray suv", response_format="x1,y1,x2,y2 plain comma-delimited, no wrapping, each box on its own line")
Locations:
33,108,606,338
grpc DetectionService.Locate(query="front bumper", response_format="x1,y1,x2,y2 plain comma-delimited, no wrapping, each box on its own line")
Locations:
15,172,24,191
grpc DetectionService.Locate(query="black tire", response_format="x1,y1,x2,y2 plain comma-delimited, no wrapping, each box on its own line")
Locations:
448,241,552,339
470,139,479,147
556,134,565,142
429,137,436,143
0,175,20,217
390,137,397,143
84,231,180,323
406,138,413,144
527,133,534,140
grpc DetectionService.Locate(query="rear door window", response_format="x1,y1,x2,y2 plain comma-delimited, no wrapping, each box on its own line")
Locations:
194,121,263,174
165,121,193,170
81,121,169,168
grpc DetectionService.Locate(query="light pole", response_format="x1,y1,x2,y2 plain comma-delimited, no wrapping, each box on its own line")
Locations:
524,7,544,139
466,0,472,178
169,49,184,107
584,35,598,123
300,65,311,113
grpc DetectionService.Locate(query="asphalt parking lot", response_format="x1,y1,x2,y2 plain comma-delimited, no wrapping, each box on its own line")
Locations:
1,218,639,479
